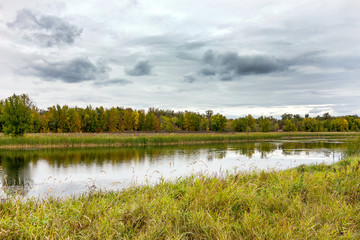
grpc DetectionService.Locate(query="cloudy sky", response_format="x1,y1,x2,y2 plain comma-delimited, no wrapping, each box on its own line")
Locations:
0,0,359,118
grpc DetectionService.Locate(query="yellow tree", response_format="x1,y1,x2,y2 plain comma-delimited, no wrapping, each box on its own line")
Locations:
124,108,133,130
132,110,140,131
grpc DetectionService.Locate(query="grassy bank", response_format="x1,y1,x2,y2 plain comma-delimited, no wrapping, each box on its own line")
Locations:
1,156,360,239
0,132,359,149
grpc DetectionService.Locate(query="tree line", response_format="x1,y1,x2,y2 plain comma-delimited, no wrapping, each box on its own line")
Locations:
1,94,359,136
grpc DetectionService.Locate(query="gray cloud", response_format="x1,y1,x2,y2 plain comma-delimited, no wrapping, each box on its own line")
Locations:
175,52,198,61
200,68,216,76
95,78,133,87
220,75,233,81
287,50,325,66
200,50,287,81
183,74,196,83
180,41,206,50
203,49,215,65
24,57,110,83
220,53,286,75
125,60,153,76
7,9,82,47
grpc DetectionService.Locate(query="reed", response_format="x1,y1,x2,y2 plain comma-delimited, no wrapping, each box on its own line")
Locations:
0,132,358,149
1,155,360,239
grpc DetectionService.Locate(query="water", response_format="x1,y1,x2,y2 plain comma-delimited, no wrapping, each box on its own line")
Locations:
0,139,346,198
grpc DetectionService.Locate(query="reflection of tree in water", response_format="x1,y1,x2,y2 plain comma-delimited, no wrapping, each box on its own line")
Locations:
257,142,277,159
206,147,227,161
0,153,34,196
38,145,224,167
281,141,345,156
41,147,147,167
232,142,277,158
234,143,256,158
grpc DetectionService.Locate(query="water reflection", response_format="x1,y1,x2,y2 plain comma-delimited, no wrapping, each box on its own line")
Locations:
0,153,34,196
0,140,346,198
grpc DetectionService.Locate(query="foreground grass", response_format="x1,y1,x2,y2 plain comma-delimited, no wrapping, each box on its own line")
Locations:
1,157,360,239
0,132,359,149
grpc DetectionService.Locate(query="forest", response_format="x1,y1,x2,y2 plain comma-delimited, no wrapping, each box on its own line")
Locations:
0,93,358,136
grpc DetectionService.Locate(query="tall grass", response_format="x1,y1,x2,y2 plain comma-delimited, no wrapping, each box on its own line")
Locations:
1,156,360,239
0,132,359,149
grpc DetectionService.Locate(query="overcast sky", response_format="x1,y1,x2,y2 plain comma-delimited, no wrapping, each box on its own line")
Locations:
0,0,359,118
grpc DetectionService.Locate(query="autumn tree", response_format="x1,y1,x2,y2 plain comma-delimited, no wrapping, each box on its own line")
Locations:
124,108,133,130
132,110,140,131
68,108,82,132
105,108,119,132
116,107,125,131
331,118,349,132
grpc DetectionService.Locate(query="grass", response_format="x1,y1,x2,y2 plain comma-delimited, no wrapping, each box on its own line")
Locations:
1,156,360,239
0,131,359,149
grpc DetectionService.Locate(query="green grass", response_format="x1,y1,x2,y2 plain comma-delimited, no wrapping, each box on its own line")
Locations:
0,132,359,149
1,156,360,239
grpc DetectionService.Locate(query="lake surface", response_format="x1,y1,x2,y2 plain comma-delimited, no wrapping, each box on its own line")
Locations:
0,139,347,198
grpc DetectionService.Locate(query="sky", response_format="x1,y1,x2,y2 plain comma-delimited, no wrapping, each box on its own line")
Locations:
0,0,359,118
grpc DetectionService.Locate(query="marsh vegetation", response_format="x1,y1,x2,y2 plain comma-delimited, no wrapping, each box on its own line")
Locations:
1,155,359,239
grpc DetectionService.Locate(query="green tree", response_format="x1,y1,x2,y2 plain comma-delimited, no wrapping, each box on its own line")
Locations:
96,107,106,132
138,110,146,131
201,116,209,131
81,106,98,132
175,113,184,130
183,112,201,131
231,118,246,132
303,118,318,132
205,110,213,131
211,114,227,132
1,94,34,136
0,100,5,132
283,119,297,132
244,114,256,132
29,107,41,133
145,112,156,131
259,116,272,132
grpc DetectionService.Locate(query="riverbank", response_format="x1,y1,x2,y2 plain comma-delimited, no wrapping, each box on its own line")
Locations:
1,156,359,239
0,132,359,149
